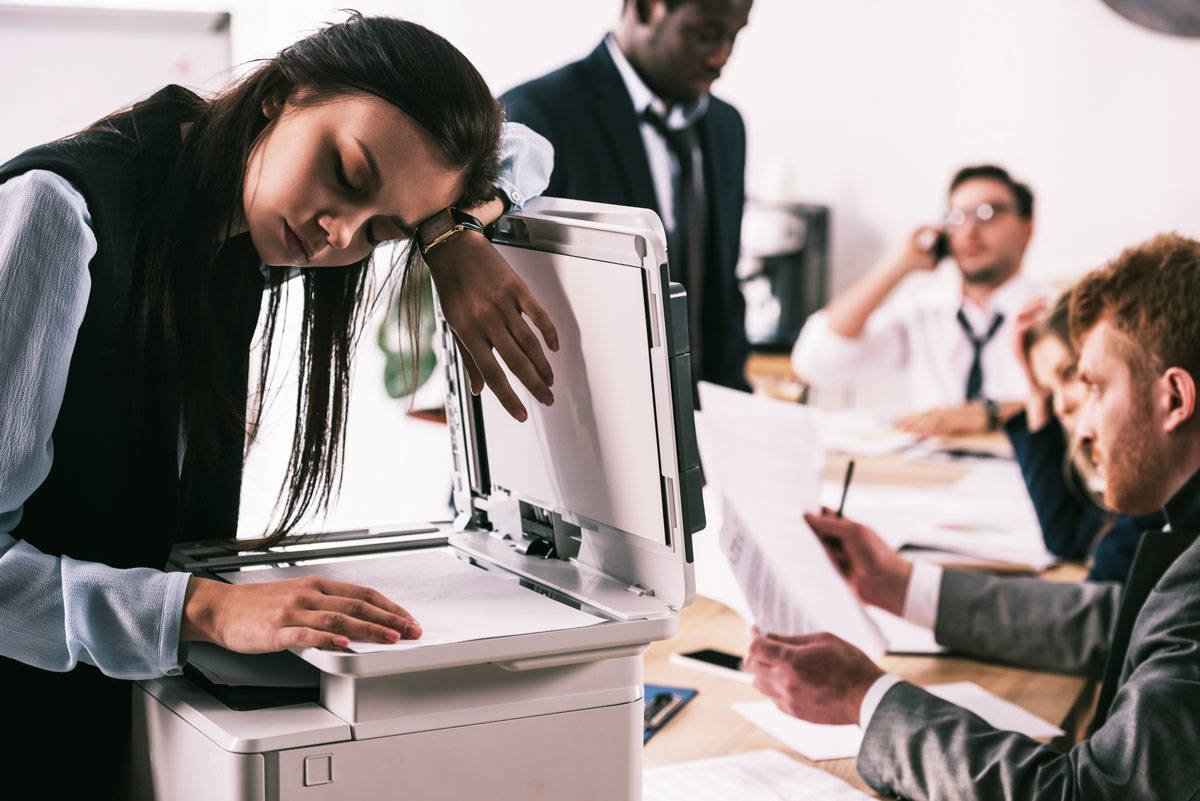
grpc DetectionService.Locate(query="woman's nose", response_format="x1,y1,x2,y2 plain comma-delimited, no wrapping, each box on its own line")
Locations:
318,213,353,250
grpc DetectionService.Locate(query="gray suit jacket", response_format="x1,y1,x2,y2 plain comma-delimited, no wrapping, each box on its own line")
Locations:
857,470,1200,800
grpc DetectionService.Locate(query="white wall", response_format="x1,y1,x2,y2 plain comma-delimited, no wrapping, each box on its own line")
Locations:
217,0,1200,290
8,0,1200,529
16,0,1199,285
719,0,1200,289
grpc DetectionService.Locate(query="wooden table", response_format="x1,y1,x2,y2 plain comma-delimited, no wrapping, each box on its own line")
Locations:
643,594,1092,795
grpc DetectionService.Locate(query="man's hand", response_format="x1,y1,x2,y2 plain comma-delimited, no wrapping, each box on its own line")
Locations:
897,225,945,274
425,230,560,422
823,224,942,338
744,631,884,725
898,402,989,436
181,576,422,653
805,509,912,616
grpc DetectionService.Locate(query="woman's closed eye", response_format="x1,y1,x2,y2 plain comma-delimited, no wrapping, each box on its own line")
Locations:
333,152,360,194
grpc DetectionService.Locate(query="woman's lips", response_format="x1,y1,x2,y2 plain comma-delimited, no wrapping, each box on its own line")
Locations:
283,220,311,263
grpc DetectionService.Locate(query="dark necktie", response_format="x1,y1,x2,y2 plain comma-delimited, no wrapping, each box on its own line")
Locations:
643,108,707,373
956,309,1005,401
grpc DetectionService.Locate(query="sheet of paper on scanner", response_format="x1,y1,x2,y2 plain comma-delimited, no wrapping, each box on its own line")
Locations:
226,548,604,652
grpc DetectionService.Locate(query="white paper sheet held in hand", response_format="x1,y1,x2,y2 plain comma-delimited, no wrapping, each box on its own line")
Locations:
226,547,604,652
695,382,886,658
643,749,873,801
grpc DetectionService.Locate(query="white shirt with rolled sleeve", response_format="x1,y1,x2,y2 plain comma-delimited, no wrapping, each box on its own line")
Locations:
793,266,1046,412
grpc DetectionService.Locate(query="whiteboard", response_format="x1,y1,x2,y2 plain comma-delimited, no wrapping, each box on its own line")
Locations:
0,5,231,161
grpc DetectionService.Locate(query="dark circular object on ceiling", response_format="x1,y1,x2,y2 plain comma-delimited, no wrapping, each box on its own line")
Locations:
1101,0,1200,37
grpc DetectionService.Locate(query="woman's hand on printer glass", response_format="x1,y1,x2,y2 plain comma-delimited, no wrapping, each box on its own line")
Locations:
425,229,559,422
180,576,422,652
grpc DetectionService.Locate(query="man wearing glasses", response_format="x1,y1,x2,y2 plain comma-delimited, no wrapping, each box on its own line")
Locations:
502,0,754,393
793,165,1045,435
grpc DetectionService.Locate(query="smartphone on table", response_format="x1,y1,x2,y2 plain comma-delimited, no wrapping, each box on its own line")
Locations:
669,648,754,683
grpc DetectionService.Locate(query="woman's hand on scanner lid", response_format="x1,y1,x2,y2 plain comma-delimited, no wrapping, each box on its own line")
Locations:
425,206,559,423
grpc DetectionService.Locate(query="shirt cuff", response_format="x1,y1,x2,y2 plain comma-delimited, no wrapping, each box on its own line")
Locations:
902,560,943,629
157,570,193,676
859,673,903,728
493,121,554,212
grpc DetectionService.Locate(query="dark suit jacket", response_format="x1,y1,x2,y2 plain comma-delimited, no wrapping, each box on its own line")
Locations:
501,41,750,391
857,469,1200,800
1005,410,1163,582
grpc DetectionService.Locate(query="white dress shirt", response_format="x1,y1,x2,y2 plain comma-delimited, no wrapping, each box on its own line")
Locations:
793,266,1046,411
603,34,708,236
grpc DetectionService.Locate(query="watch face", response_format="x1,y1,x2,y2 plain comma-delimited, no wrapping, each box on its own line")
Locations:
417,209,456,248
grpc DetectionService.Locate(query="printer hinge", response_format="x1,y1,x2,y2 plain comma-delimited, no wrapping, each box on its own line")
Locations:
626,583,655,598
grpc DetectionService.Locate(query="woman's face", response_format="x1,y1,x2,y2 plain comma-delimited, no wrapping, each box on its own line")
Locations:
1029,334,1088,433
242,90,464,267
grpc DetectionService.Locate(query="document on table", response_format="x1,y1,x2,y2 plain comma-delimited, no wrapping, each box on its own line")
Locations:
821,458,1056,571
695,382,887,658
643,749,873,801
225,547,605,652
733,681,1064,761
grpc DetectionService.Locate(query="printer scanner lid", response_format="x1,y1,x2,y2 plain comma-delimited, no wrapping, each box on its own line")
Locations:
442,197,702,614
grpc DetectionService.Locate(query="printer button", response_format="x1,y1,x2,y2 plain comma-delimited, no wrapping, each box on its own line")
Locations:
303,754,333,786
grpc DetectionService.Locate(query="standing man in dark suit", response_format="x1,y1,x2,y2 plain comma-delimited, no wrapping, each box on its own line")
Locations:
502,0,754,391
743,233,1200,800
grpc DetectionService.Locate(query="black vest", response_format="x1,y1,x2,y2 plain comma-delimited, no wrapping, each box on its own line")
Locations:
0,86,261,795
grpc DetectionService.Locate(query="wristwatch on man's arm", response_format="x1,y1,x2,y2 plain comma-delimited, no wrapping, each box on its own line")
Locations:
982,398,1002,431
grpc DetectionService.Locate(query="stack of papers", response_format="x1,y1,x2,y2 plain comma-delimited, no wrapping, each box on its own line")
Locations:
733,681,1064,761
644,749,873,801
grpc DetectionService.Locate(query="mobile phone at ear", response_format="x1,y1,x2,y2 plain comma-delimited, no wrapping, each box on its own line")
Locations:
931,231,950,262
669,648,754,683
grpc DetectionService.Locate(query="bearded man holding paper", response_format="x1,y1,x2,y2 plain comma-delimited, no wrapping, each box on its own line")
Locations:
746,234,1200,801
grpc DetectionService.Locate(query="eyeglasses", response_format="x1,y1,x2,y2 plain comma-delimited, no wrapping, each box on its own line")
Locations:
942,202,1013,230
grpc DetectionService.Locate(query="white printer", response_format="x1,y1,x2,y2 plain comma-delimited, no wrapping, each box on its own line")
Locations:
130,198,705,801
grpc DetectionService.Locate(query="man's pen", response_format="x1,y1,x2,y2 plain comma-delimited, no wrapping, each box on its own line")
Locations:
835,459,856,518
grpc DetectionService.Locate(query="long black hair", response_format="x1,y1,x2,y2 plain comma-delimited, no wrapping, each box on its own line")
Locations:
125,14,501,544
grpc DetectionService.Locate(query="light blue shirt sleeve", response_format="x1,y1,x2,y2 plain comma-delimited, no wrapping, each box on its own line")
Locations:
0,169,190,680
493,121,554,211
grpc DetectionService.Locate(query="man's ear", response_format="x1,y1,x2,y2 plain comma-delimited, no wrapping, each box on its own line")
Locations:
1162,366,1197,433
632,0,659,25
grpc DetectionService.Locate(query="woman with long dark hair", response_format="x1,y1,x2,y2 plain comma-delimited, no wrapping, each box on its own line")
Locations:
1007,290,1164,581
0,14,557,793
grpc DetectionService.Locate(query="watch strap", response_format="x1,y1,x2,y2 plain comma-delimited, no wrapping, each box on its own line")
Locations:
416,208,487,256
983,398,1001,431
